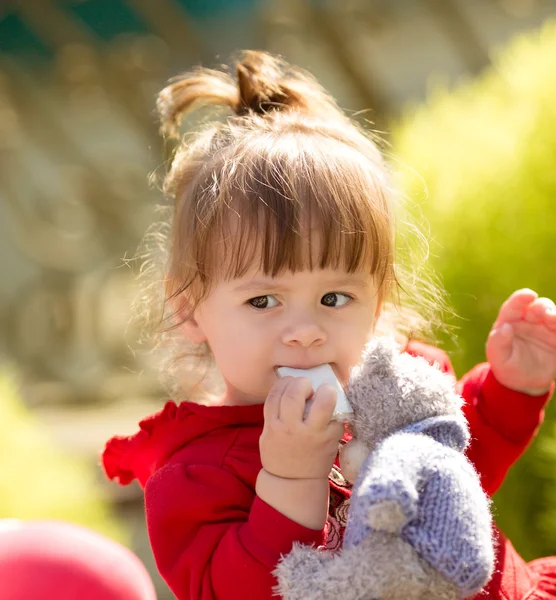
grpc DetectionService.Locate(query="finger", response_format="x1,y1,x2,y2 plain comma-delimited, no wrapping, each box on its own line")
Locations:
305,383,337,429
486,322,514,364
524,297,556,325
279,377,313,425
545,302,556,331
264,376,291,423
493,289,538,328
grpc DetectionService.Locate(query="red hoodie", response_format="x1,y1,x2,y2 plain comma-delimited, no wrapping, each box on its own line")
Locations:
103,342,556,600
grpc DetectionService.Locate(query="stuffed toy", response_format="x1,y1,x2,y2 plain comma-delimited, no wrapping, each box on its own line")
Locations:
274,337,495,600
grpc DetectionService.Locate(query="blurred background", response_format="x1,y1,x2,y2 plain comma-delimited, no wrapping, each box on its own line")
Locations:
1,1,555,598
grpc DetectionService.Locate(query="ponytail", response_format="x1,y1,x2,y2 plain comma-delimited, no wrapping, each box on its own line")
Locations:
156,50,344,137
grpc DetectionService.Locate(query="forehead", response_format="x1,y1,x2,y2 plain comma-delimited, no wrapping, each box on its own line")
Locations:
207,212,359,285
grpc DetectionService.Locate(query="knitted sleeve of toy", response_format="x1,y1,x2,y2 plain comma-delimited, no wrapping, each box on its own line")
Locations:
346,428,494,598
144,454,324,600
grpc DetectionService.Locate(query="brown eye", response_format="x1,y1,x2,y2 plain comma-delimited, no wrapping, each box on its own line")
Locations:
247,295,278,309
321,293,351,307
249,296,268,309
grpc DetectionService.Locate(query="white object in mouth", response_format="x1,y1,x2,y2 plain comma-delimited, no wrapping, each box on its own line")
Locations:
276,364,353,422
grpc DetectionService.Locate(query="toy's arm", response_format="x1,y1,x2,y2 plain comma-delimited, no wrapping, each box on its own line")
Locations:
347,429,494,599
344,432,424,548
401,447,495,599
345,414,468,542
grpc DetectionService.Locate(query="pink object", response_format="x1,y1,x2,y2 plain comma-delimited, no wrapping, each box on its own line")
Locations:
0,520,157,600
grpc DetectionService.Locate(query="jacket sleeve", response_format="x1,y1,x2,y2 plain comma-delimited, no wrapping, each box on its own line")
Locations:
404,341,552,496
457,363,552,496
144,460,325,600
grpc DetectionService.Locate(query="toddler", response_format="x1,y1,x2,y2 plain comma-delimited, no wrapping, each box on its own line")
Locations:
103,51,556,600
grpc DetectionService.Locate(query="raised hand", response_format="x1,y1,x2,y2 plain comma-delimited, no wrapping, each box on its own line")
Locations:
486,289,556,395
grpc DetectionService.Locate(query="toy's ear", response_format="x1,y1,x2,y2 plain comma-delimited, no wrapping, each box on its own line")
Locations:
402,415,469,452
168,295,207,344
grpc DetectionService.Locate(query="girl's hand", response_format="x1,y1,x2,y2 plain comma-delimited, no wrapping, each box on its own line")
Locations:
486,289,556,395
260,376,345,480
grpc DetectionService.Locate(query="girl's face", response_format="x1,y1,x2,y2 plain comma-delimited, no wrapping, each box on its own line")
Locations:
181,267,381,405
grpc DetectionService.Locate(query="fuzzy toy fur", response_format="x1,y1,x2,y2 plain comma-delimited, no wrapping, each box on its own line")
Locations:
274,337,494,600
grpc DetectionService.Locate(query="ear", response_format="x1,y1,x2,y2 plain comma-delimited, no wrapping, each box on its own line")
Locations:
169,295,207,344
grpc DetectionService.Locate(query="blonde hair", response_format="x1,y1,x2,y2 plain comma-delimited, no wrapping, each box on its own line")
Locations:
134,51,448,402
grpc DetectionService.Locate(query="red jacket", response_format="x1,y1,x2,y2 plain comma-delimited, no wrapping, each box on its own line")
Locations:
103,342,555,600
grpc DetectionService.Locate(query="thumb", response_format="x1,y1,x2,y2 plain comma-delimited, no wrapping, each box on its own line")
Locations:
486,322,514,364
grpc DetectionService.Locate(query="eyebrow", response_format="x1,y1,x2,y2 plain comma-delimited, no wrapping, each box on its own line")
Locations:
232,276,371,293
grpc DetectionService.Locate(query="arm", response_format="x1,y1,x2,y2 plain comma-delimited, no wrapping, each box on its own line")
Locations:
145,462,324,600
458,363,551,496
256,470,330,530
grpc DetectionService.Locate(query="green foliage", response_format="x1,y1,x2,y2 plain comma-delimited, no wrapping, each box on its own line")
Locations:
392,20,556,558
0,370,127,544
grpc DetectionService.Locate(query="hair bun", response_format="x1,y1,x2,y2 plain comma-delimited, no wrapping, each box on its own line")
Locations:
234,50,341,119
235,51,292,116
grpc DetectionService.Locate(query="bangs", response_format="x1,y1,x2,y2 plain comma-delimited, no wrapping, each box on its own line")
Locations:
173,133,395,298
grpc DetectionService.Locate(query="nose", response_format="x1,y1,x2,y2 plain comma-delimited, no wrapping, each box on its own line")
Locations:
281,311,327,348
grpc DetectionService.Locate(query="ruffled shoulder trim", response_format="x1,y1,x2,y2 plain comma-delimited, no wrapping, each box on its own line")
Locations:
102,401,184,486
102,400,264,487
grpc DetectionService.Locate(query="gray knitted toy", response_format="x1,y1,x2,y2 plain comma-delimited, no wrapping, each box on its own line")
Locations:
274,337,495,600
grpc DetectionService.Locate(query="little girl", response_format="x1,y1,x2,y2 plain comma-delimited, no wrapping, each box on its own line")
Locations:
103,51,556,600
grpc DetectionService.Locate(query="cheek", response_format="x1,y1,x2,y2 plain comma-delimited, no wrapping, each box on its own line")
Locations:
209,325,276,395
208,317,268,367
336,319,376,375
